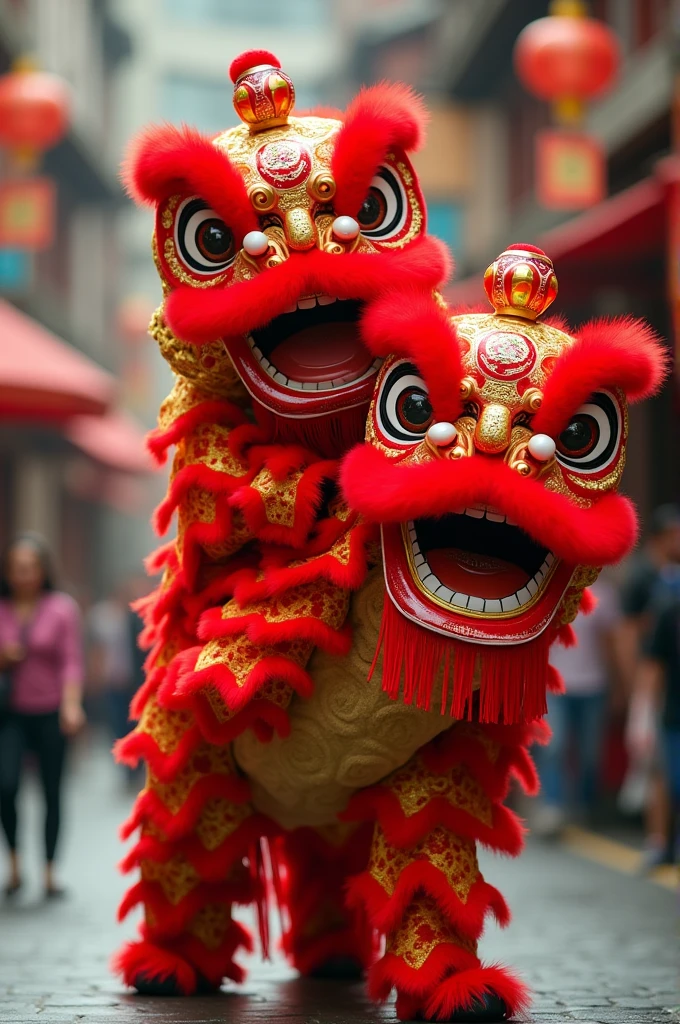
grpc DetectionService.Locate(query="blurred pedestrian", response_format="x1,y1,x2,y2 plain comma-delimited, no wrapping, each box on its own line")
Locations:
627,593,680,864
88,578,146,786
0,533,85,899
536,576,621,836
620,504,680,869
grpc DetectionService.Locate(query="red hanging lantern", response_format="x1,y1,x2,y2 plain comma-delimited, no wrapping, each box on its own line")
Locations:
0,58,70,155
514,1,620,124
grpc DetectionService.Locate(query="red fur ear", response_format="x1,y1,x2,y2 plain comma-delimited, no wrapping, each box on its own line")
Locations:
532,316,669,438
121,123,257,245
361,290,464,424
332,82,428,216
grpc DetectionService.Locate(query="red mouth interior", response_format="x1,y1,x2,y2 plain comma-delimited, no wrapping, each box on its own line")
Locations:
251,298,372,385
272,322,372,384
427,548,531,600
414,513,549,602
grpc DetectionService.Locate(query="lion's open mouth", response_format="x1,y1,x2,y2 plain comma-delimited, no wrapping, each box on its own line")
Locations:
381,506,574,644
406,508,556,612
247,296,381,392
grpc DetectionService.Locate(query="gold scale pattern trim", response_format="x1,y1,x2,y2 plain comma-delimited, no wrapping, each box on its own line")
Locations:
387,896,477,970
369,824,479,906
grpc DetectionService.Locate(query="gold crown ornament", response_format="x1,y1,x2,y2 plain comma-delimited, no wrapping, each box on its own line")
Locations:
230,49,295,132
483,243,558,321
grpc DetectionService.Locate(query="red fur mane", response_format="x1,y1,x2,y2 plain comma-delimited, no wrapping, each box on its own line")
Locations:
533,316,668,437
122,123,257,246
332,82,428,217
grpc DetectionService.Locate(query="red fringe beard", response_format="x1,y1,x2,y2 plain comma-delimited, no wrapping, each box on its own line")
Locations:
371,598,552,725
268,403,370,460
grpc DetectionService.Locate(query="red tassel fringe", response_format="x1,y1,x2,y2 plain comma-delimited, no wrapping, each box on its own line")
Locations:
372,598,551,724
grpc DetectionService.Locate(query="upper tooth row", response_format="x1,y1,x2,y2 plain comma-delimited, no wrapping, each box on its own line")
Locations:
406,520,555,613
247,336,382,390
462,506,517,526
282,294,337,313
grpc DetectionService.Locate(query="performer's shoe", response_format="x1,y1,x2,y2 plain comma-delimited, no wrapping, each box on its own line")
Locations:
306,956,364,981
417,992,510,1022
133,972,218,996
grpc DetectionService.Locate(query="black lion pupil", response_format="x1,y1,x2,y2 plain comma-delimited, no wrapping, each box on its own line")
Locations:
560,418,594,452
359,194,381,225
200,221,230,256
402,392,432,426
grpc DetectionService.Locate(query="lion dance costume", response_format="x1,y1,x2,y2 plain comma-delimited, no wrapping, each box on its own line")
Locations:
113,50,666,1022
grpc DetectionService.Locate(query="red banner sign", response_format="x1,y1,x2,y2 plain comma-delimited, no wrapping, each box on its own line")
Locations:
0,177,56,249
535,129,606,210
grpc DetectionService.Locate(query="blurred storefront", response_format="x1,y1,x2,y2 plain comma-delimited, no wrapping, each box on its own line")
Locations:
0,0,155,602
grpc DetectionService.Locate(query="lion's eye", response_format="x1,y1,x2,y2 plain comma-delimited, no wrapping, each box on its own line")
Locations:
176,197,235,275
377,360,433,444
556,391,621,473
357,166,407,240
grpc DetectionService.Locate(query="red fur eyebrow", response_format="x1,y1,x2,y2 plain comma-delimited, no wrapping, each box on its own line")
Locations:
122,123,257,246
532,316,668,438
361,289,463,423
332,82,428,217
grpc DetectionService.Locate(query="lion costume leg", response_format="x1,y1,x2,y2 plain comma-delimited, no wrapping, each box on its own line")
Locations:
277,822,375,978
113,698,273,994
344,722,540,1021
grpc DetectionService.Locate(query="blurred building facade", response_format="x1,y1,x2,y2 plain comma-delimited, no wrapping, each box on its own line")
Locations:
0,0,159,602
345,0,679,522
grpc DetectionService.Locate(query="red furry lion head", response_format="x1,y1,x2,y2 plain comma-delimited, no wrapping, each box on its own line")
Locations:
341,245,667,723
123,50,450,456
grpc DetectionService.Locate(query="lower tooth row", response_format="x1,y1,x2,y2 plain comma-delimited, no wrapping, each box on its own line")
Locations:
407,523,555,612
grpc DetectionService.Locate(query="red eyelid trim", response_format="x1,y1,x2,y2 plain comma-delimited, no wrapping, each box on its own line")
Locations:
331,82,428,217
532,316,668,438
360,289,464,424
122,123,258,246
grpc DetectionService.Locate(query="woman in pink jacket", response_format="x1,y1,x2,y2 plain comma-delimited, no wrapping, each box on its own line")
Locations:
0,534,85,898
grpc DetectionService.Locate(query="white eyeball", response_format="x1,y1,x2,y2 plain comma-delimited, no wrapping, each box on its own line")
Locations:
527,433,556,462
427,422,458,447
175,196,235,275
332,215,360,241
243,230,270,256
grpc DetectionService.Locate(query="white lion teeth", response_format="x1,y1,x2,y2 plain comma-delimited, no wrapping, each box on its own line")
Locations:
406,518,556,615
282,294,339,312
246,335,383,392
462,506,517,525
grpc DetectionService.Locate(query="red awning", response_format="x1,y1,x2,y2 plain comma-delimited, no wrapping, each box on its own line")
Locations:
446,158,679,309
65,409,155,474
0,298,115,419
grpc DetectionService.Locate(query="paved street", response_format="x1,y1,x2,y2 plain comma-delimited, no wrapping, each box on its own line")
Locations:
0,735,678,1024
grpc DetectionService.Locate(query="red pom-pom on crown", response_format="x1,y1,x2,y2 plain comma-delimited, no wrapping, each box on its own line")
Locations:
507,242,546,255
229,50,281,83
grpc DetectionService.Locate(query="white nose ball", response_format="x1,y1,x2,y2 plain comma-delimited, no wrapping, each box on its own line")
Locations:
243,230,270,256
527,433,556,461
332,215,360,241
427,421,458,447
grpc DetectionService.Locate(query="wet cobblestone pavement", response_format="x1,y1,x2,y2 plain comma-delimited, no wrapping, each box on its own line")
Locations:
0,740,678,1023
